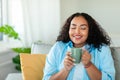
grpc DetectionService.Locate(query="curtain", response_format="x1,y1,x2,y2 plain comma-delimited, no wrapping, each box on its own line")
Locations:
3,0,61,47
21,0,60,46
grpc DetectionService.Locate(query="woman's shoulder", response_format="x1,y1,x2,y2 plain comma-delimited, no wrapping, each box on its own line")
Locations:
87,44,110,53
100,44,110,51
92,44,111,55
98,44,111,56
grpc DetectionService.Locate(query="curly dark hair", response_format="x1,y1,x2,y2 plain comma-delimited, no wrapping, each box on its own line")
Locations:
57,12,111,49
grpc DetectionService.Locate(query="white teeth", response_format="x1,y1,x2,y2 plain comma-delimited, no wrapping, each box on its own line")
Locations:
74,36,81,38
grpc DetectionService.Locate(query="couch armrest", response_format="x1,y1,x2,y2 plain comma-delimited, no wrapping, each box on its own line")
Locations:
31,42,52,54
110,47,120,80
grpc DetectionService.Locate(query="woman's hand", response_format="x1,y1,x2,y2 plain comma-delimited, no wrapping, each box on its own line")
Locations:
81,49,91,66
64,52,74,71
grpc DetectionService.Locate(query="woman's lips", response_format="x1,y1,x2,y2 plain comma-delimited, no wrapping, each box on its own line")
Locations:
74,35,82,39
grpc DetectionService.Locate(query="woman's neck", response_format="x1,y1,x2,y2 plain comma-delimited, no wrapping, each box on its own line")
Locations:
74,43,85,48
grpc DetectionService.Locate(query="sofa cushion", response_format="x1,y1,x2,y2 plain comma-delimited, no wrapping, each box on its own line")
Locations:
20,53,47,80
111,47,120,80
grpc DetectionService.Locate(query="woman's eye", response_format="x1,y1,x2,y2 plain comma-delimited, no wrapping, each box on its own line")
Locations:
81,27,86,30
71,27,76,29
70,24,76,29
80,26,87,30
70,25,76,29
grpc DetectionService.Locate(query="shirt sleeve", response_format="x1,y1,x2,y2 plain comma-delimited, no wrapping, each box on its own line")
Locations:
42,42,61,80
99,45,115,80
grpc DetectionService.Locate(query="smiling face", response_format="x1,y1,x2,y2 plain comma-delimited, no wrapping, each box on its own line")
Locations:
69,16,89,48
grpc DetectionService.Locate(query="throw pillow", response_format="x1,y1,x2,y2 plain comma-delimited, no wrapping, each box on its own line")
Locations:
20,53,47,80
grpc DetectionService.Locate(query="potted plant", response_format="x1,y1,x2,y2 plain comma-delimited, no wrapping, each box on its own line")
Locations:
0,24,31,71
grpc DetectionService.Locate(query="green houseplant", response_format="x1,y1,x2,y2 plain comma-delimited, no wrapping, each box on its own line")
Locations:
0,24,31,71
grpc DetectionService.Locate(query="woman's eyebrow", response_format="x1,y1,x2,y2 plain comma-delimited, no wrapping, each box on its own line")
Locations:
80,24,88,26
71,23,77,26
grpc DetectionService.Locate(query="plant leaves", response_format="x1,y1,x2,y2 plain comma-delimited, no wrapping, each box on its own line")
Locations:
0,24,21,40
12,47,31,53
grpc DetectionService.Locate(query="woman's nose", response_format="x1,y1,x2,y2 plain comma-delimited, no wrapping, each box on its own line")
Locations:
75,28,80,34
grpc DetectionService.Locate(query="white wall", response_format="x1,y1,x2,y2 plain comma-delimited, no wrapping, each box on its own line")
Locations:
60,0,120,46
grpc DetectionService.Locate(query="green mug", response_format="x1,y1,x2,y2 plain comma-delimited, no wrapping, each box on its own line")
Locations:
70,47,83,64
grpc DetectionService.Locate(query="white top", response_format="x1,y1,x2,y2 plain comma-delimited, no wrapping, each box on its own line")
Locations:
73,62,84,80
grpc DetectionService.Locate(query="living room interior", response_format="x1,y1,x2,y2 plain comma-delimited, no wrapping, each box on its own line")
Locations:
0,0,120,80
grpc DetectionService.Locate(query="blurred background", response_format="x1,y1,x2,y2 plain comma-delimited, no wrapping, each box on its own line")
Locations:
0,0,120,47
0,0,120,80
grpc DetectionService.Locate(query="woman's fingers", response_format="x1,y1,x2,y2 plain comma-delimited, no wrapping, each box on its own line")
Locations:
64,58,73,66
66,52,75,61
66,52,71,56
81,49,91,65
64,52,74,71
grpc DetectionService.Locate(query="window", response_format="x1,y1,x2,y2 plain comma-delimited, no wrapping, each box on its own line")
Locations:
0,0,23,42
0,0,3,40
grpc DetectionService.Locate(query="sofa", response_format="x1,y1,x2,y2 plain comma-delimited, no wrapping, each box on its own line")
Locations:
5,42,52,80
6,42,120,80
111,47,120,80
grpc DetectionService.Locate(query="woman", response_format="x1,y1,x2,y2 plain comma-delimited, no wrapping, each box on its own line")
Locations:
43,12,115,80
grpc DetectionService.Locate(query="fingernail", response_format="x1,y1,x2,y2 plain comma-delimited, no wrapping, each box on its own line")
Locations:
73,63,76,65
73,59,76,61
65,56,68,59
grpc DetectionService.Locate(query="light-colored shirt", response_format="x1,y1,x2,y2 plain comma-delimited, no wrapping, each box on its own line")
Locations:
73,62,84,80
43,41,115,80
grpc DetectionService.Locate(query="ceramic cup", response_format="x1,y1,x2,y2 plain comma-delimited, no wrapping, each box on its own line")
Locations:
70,47,83,64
